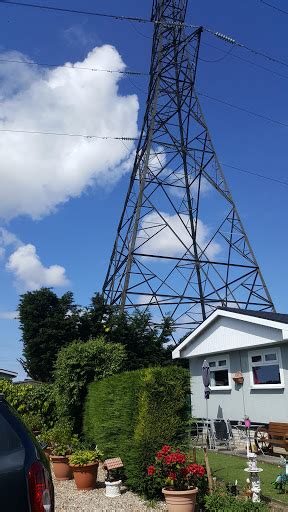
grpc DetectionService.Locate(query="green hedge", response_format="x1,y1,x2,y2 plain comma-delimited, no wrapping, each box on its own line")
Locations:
54,337,126,432
84,366,190,495
0,379,56,431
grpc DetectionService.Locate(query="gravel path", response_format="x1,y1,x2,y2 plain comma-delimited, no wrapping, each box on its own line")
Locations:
54,464,167,512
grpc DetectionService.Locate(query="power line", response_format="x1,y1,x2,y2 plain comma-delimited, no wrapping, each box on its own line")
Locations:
0,128,138,140
0,0,153,24
258,0,288,15
222,162,288,187
0,129,286,187
205,29,288,71
0,0,198,28
202,41,288,82
199,44,236,63
0,57,147,76
2,0,288,72
1,47,288,87
199,91,288,130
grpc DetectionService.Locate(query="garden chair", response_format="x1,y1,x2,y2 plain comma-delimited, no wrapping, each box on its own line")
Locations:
210,419,235,450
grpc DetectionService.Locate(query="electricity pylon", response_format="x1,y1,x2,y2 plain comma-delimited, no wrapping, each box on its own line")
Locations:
103,0,274,337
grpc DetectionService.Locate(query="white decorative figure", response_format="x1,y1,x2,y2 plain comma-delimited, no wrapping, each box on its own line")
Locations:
244,452,263,502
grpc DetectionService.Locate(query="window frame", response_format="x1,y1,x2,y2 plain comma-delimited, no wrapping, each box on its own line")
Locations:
206,354,231,391
248,347,284,389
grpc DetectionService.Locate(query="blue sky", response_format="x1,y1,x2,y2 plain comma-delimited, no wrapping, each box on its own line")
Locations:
0,0,288,379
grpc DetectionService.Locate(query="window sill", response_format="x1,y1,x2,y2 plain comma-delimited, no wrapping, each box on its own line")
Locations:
250,384,285,390
210,386,232,391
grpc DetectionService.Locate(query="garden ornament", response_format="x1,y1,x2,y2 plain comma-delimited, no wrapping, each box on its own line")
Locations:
272,456,288,492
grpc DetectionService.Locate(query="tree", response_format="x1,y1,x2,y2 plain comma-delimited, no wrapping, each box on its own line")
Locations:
18,288,81,382
106,309,174,371
83,292,113,339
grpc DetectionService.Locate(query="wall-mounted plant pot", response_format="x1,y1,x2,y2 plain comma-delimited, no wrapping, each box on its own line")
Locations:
233,371,244,385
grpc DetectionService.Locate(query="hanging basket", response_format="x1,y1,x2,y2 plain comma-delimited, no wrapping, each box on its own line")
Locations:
233,371,244,385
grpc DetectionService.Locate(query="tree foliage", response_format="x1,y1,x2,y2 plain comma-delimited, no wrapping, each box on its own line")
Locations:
18,288,86,382
54,337,126,431
0,379,56,430
18,288,176,382
105,309,174,371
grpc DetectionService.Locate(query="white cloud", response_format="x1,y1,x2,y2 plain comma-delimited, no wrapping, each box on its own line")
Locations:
0,46,139,220
137,211,220,260
0,227,21,259
6,244,69,290
62,24,96,48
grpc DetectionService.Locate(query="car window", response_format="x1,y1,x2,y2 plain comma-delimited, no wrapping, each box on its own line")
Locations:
0,413,23,453
0,412,25,473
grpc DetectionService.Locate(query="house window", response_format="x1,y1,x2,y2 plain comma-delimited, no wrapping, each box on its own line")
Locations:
249,348,284,388
207,355,230,389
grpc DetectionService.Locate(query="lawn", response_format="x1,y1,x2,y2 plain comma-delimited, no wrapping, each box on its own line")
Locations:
196,449,288,505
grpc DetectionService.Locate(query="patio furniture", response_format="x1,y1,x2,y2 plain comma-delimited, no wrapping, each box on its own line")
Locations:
255,422,288,453
210,419,235,450
192,420,214,448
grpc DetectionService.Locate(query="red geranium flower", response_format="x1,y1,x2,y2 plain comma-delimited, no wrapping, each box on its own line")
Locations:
161,445,171,455
146,445,206,491
147,465,156,476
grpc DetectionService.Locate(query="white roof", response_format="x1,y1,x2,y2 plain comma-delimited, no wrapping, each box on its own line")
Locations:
0,368,18,377
172,308,288,359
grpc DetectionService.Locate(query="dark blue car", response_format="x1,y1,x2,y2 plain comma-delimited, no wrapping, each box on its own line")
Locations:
0,394,54,512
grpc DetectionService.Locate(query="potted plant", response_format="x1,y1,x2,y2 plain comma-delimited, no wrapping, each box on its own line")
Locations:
22,412,46,436
232,371,244,385
105,468,122,498
37,429,54,459
49,422,79,480
147,445,206,512
69,448,103,490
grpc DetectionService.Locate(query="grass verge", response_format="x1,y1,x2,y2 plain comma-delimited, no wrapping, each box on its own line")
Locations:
196,449,288,505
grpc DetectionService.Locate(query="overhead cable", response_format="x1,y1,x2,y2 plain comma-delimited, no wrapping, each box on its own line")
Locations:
198,92,288,130
0,58,147,75
222,162,288,187
2,0,288,72
258,0,288,15
0,128,138,140
202,41,288,81
0,129,286,187
0,0,198,28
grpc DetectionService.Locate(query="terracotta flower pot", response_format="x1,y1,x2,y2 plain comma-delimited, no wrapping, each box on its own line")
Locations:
50,455,72,480
70,462,99,490
162,487,198,512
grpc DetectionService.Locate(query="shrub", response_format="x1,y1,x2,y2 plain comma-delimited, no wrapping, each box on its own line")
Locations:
83,366,190,497
54,337,126,431
47,420,80,456
69,449,103,466
204,490,269,512
0,379,56,430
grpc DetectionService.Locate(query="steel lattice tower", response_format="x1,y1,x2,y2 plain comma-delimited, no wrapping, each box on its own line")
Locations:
103,0,275,336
